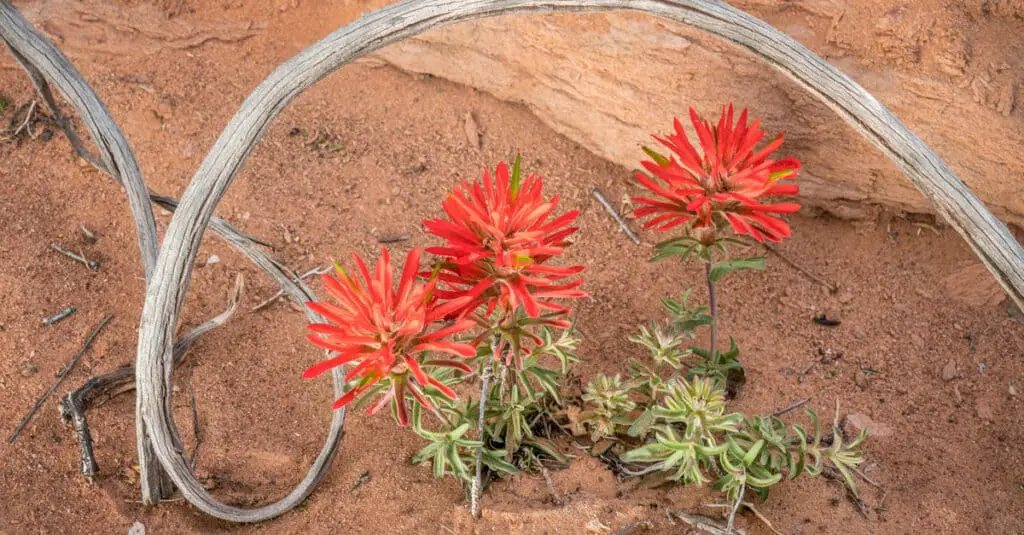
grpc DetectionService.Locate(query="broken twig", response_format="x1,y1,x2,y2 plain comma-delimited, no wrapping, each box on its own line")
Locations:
252,265,329,312
726,483,745,533
42,306,76,326
528,449,564,506
762,243,837,293
51,242,99,271
9,313,113,444
671,511,741,535
592,188,641,245
187,374,201,468
771,397,810,417
60,275,243,481
10,99,36,138
377,234,410,244
350,470,371,492
705,502,783,535
80,224,99,242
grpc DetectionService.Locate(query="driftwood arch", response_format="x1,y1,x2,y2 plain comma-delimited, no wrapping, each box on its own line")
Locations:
4,0,1024,524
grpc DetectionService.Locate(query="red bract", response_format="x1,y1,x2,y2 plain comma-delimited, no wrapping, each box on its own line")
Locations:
633,104,801,242
303,247,477,425
424,161,586,320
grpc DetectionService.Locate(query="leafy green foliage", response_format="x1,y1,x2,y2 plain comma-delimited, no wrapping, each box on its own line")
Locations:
709,256,765,282
650,234,748,264
409,327,579,482
580,298,868,504
580,374,636,441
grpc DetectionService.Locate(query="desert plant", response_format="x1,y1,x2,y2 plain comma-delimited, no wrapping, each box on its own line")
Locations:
300,106,867,529
576,104,867,531
302,157,585,518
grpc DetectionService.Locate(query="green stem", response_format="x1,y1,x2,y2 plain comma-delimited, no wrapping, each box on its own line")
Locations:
705,260,717,359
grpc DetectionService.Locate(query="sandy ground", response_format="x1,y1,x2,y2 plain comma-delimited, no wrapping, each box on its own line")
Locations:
1,1,1023,533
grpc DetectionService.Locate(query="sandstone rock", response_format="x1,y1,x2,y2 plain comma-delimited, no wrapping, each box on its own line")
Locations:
376,1,1024,226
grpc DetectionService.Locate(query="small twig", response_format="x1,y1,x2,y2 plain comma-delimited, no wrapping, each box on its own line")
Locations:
620,461,667,477
851,465,883,490
671,511,739,535
740,502,782,535
726,483,745,533
771,397,810,417
187,374,201,468
350,470,371,492
80,224,99,242
471,339,498,520
613,520,654,535
528,449,564,506
377,234,410,244
762,243,837,293
51,242,99,271
11,99,36,137
592,188,641,245
42,306,76,326
704,502,782,535
60,275,243,480
440,525,458,535
252,265,329,312
798,361,817,383
823,466,871,517
9,314,113,445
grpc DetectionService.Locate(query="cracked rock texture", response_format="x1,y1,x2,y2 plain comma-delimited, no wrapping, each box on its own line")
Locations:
376,0,1024,225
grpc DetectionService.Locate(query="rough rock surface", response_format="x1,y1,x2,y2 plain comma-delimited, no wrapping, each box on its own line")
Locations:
375,0,1024,224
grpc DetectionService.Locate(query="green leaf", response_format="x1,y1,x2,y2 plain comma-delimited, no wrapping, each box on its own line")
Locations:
627,407,656,438
743,439,765,466
642,145,671,166
510,153,522,200
482,450,519,475
709,257,766,282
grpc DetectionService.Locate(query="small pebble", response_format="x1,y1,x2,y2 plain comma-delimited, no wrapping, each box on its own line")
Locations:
941,360,958,382
855,370,870,389
205,255,220,266
975,399,995,421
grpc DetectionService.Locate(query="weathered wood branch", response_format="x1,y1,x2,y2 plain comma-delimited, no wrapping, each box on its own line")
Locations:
60,274,244,482
5,0,1024,524
0,0,346,511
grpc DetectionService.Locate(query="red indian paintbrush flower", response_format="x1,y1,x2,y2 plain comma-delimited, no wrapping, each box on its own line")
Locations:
303,247,477,425
424,161,586,320
633,104,801,242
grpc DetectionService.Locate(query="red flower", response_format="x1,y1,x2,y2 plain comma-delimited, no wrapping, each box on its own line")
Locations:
303,247,477,425
633,105,801,242
424,161,586,320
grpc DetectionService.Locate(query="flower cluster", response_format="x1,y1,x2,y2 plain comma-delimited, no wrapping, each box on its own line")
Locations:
632,104,801,242
303,161,584,423
303,248,475,425
424,161,586,320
